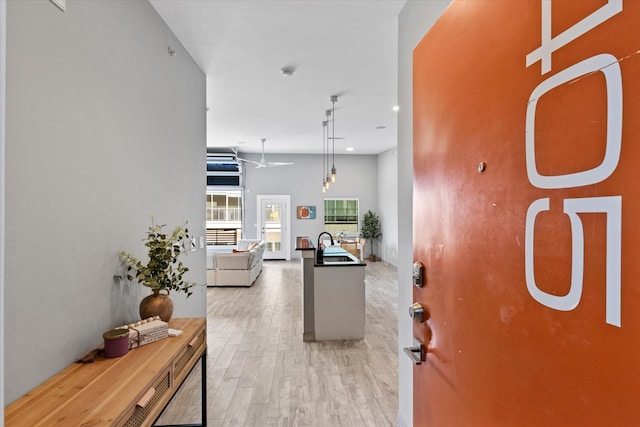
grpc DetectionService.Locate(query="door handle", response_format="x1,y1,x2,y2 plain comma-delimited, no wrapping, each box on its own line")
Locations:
406,303,431,365
403,340,426,365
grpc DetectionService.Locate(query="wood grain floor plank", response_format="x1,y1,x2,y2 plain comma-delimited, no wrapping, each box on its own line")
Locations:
209,377,240,421
244,402,269,426
223,386,253,426
164,259,399,426
238,356,262,388
267,375,291,419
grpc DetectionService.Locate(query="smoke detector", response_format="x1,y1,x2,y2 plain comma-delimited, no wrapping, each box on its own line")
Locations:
280,66,295,77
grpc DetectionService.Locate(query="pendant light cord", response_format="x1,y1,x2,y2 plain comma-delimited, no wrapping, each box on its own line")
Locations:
332,99,336,167
324,120,328,187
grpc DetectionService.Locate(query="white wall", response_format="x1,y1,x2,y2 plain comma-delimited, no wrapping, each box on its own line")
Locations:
397,2,451,426
378,147,398,265
241,152,378,257
4,0,206,404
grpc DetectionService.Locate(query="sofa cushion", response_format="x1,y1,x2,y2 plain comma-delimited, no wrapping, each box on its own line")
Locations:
237,239,261,251
250,241,265,267
216,252,251,270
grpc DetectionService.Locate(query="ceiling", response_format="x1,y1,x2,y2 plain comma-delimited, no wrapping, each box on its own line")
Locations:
149,0,406,155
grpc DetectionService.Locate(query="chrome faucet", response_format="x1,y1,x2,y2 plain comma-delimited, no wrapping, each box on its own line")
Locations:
316,232,334,263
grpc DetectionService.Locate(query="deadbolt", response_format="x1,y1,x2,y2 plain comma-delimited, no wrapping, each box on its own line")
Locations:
409,302,428,323
412,262,425,287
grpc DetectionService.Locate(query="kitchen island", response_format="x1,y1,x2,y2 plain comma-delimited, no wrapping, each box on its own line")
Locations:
295,236,366,341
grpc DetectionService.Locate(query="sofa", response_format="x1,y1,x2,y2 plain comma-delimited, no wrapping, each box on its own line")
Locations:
207,239,266,287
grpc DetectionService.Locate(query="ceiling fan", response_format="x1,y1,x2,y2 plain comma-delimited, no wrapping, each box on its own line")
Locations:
236,138,294,169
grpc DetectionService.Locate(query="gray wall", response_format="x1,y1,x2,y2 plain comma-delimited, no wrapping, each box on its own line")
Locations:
397,1,452,426
241,152,378,257
5,0,206,403
378,147,398,265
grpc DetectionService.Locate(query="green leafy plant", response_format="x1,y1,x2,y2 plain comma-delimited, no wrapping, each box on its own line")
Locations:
360,210,382,259
120,220,197,297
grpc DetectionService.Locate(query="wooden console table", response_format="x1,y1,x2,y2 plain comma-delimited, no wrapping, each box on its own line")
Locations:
5,317,207,427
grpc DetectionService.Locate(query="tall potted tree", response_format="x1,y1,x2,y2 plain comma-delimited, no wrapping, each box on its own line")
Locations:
361,210,382,262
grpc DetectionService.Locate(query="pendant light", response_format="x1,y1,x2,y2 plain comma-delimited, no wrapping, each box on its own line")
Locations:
330,95,338,183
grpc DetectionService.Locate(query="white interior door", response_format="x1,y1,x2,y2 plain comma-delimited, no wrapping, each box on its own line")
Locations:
257,195,290,260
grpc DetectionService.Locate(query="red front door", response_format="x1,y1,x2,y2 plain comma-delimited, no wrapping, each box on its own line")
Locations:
412,1,640,425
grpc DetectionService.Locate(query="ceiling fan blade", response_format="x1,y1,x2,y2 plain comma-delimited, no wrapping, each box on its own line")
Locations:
243,138,294,168
235,156,261,167
267,161,294,167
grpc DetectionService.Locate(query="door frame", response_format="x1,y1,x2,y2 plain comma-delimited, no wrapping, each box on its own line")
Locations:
256,195,291,260
1,0,7,417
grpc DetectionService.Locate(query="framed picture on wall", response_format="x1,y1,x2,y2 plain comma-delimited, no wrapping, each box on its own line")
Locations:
297,206,316,219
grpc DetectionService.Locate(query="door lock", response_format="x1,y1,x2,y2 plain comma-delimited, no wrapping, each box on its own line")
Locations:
409,302,428,323
413,262,425,287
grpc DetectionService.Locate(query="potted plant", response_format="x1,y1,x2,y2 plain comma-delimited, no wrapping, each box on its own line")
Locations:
120,220,197,321
361,210,382,262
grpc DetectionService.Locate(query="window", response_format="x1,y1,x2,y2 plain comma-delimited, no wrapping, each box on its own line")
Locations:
324,198,359,234
206,148,244,246
206,191,241,222
206,190,242,245
206,148,243,187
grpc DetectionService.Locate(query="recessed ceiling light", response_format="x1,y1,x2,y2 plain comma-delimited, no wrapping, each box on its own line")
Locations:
346,147,354,152
393,105,400,111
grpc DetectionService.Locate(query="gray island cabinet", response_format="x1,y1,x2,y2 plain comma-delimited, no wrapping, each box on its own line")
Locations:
295,237,366,341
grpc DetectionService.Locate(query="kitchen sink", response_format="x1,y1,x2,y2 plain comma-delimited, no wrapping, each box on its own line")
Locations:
322,255,353,263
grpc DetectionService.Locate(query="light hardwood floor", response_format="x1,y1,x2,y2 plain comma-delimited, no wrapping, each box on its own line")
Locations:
158,259,399,426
